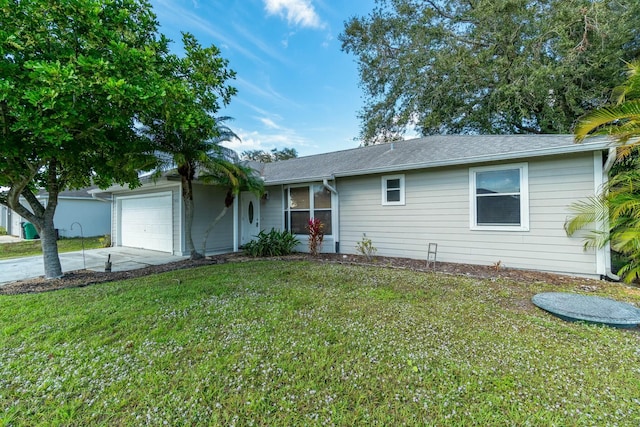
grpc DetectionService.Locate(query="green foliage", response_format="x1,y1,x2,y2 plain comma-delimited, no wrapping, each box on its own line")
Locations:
0,0,172,277
575,61,640,148
569,62,640,282
567,169,640,282
306,218,324,256
355,233,377,261
340,0,640,143
242,229,299,257
2,261,640,425
0,226,6,235
241,147,298,163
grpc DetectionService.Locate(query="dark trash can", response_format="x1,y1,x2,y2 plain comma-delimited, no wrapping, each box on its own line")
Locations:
22,222,39,240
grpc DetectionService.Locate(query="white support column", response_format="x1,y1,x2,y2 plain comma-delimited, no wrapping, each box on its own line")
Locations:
233,194,239,252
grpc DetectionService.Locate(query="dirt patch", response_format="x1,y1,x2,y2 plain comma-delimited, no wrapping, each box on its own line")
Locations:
0,252,611,295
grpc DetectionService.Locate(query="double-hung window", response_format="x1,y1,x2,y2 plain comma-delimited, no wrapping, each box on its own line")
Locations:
382,174,405,206
469,163,529,231
285,185,332,234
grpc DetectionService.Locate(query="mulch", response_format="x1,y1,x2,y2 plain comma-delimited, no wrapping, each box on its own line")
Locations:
0,253,612,295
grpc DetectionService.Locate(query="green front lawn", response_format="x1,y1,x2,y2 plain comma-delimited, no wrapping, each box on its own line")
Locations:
1,261,639,425
0,236,105,260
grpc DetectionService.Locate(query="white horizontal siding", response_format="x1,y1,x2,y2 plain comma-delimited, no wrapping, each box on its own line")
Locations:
338,154,600,277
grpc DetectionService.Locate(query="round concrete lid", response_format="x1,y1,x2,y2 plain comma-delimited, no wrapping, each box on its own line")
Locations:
532,292,640,328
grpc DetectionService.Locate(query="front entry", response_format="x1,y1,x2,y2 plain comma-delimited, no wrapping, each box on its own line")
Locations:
240,192,260,246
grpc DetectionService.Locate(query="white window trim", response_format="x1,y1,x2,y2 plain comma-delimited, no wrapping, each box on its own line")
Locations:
381,174,405,206
469,163,529,231
284,184,334,236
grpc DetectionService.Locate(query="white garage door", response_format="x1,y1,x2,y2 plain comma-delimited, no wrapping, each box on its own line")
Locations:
120,193,173,252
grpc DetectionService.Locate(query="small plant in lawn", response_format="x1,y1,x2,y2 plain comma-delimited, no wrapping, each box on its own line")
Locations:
307,218,324,256
99,234,111,248
243,228,299,257
355,233,377,261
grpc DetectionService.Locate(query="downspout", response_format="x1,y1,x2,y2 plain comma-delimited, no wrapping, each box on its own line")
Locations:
322,178,339,253
602,147,619,281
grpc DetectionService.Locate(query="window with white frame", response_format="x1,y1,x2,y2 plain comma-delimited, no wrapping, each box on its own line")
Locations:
469,163,529,231
284,185,332,235
382,174,405,205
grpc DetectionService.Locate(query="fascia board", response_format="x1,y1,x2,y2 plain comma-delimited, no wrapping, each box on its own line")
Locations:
264,175,335,186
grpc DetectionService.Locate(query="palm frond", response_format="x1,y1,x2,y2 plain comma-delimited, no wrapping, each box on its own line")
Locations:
564,196,609,236
574,101,640,142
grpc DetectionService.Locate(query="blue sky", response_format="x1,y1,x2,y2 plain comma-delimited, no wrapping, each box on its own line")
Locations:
150,0,376,157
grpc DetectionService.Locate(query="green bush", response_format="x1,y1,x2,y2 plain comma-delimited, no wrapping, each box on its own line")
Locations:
0,226,7,235
243,228,299,257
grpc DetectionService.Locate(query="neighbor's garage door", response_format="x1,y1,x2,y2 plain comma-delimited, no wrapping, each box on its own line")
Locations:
120,193,173,252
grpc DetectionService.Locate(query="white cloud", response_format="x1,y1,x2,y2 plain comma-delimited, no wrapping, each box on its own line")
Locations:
221,126,310,156
264,0,325,29
259,118,282,130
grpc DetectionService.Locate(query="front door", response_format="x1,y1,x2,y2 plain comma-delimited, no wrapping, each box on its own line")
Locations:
240,192,260,246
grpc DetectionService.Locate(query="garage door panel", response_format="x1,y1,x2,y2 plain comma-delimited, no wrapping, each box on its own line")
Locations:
120,194,173,253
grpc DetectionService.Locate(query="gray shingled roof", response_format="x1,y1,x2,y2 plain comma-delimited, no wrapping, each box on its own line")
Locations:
259,135,611,184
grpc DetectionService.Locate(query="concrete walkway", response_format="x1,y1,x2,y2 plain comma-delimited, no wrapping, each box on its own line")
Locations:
0,235,21,244
0,247,187,285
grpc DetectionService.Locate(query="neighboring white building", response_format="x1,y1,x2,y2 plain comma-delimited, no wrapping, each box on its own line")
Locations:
2,187,112,238
103,135,614,279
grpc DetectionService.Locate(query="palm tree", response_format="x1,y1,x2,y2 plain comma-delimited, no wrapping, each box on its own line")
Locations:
147,115,239,259
199,161,264,255
567,60,640,281
575,60,640,151
565,169,640,282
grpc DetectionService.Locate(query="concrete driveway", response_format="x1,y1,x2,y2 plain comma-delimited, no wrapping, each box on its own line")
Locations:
0,247,187,286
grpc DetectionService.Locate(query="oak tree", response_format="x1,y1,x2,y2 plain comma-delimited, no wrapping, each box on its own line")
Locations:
341,0,640,143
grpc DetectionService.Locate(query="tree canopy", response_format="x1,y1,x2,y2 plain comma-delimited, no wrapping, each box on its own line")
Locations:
0,0,237,277
575,60,640,150
242,148,298,163
340,0,640,143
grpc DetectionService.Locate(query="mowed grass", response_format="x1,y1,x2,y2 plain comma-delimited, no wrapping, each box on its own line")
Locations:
0,237,104,260
1,261,640,426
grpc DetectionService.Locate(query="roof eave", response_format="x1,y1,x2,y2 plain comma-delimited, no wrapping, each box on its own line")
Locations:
333,139,611,179
264,175,335,186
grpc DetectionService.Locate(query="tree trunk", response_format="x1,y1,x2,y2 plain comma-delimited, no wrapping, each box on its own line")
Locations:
8,160,64,279
39,212,63,279
182,175,203,260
